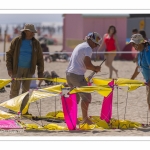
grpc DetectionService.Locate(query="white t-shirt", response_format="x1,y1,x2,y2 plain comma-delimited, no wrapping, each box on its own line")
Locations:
66,42,93,75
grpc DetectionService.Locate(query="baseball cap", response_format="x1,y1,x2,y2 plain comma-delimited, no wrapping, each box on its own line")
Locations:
129,34,145,44
85,32,102,45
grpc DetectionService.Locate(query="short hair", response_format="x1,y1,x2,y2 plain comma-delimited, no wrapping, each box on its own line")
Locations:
132,28,138,34
139,30,147,39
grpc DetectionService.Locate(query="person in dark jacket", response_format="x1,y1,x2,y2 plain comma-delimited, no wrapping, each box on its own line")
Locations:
6,24,44,115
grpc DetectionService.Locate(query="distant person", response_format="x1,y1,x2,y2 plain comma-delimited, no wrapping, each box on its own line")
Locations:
133,30,148,63
6,24,44,115
139,30,148,41
40,42,52,63
98,25,120,78
132,28,138,34
130,34,150,110
38,70,59,87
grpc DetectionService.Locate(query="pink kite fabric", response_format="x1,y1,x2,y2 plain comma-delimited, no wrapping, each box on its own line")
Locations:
0,120,22,129
88,82,92,86
100,80,114,123
61,94,77,130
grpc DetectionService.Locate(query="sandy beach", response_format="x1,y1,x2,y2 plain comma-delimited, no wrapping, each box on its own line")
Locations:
0,42,150,137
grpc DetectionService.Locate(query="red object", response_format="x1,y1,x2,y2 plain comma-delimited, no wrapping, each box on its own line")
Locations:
104,34,116,51
120,43,137,60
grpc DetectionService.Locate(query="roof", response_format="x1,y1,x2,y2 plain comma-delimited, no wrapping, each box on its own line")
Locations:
82,14,129,18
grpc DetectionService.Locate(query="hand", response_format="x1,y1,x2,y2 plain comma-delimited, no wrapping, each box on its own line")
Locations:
94,66,101,73
8,70,12,77
146,81,150,87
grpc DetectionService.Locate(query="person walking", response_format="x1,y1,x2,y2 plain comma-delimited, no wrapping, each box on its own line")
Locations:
6,24,44,115
66,32,102,125
98,25,120,78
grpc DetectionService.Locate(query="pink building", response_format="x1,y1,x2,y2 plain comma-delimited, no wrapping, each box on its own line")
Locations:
62,14,129,53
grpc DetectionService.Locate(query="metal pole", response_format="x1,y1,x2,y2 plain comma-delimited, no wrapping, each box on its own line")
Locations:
3,30,7,61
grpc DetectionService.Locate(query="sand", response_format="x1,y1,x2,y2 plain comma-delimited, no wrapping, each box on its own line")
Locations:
0,42,150,137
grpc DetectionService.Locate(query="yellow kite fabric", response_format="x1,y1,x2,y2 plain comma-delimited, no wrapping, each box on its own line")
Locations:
92,78,145,92
0,92,29,113
40,84,64,94
14,78,45,81
22,90,59,114
92,78,112,86
116,78,145,91
14,77,67,83
0,110,16,119
0,79,12,89
70,86,112,97
28,90,59,103
109,118,142,129
46,111,64,119
45,78,67,83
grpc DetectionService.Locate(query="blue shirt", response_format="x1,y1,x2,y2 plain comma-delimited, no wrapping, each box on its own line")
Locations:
138,45,150,83
18,39,32,68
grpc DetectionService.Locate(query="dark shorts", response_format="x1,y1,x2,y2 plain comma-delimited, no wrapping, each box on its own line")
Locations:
66,72,91,103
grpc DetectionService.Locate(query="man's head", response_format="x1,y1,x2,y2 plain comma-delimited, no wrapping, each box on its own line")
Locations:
20,24,37,39
85,32,102,49
129,34,145,51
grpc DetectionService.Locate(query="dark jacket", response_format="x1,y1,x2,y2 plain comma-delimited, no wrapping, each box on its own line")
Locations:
6,36,44,77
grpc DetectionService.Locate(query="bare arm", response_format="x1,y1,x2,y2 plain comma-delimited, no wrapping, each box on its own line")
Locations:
84,56,101,72
131,66,140,79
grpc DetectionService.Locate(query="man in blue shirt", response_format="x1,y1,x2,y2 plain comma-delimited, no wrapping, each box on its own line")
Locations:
130,34,150,110
6,24,44,115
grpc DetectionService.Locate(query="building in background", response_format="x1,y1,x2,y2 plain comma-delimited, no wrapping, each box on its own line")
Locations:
62,14,129,53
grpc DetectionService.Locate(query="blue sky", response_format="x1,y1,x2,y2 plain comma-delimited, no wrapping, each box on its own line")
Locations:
0,14,63,24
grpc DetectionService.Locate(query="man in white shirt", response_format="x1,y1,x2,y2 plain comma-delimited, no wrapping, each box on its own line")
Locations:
66,32,102,125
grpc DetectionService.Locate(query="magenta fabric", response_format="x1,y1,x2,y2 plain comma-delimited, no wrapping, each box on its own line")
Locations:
61,94,77,130
0,120,22,129
100,80,114,123
88,82,92,86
